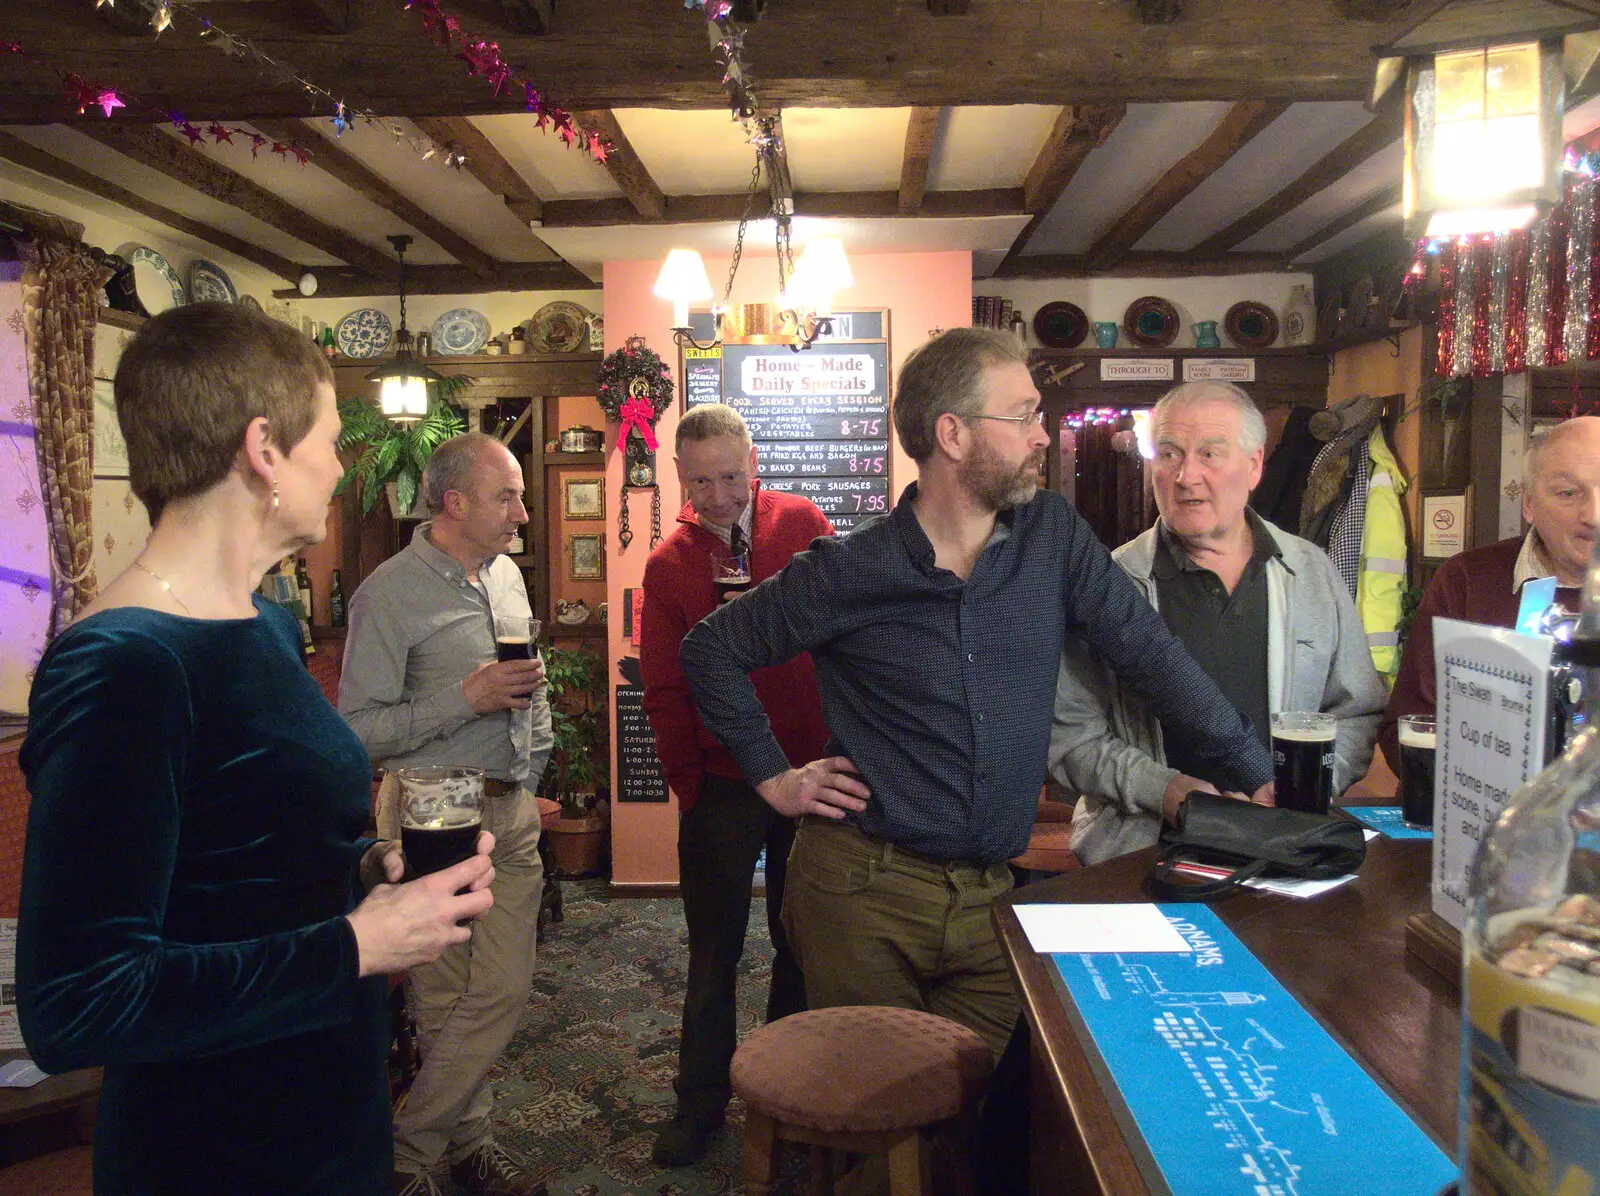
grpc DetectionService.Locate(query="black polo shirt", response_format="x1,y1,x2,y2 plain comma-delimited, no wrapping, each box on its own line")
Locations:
1154,511,1279,790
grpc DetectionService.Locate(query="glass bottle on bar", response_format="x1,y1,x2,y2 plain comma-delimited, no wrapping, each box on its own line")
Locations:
1460,546,1600,1193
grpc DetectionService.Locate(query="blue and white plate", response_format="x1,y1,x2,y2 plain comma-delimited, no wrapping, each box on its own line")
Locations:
335,307,393,359
431,308,490,355
188,259,237,305
118,245,185,315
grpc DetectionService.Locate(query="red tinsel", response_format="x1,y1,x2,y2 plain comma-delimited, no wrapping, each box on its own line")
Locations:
1436,240,1458,372
1503,227,1530,373
1546,190,1571,366
1469,236,1495,377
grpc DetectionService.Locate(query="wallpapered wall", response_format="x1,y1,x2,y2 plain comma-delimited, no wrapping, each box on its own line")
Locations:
0,264,51,715
90,320,151,596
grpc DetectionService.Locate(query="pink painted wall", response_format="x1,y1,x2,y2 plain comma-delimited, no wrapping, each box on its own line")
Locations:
603,250,972,886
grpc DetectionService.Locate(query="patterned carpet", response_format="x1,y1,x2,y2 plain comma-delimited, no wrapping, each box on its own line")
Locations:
435,879,800,1196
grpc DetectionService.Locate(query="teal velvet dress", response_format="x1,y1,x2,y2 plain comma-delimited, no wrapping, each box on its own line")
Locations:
17,598,391,1195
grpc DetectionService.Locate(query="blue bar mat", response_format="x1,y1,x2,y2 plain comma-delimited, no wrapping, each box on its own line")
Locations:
1345,805,1433,839
1048,905,1457,1196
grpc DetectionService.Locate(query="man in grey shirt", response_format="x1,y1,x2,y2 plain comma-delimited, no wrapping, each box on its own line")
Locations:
340,433,552,1196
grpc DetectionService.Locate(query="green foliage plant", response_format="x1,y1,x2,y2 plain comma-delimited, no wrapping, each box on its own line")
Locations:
335,375,472,515
540,646,609,818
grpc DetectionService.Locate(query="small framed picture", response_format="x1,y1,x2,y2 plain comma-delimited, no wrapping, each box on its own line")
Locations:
568,533,605,580
93,378,130,479
563,476,604,520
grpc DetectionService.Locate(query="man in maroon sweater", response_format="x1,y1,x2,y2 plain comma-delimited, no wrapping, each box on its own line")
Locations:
1382,416,1600,766
640,403,834,1166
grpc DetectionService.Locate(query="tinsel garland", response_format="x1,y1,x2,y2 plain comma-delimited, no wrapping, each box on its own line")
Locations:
1430,177,1600,378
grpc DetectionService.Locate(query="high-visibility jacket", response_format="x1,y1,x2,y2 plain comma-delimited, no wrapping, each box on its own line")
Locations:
1356,426,1409,683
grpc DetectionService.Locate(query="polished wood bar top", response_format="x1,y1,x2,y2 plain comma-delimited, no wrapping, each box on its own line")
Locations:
993,838,1461,1196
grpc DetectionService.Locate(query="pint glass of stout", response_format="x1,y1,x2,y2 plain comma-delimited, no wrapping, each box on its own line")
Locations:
494,615,541,697
396,765,483,881
1398,714,1437,829
1271,711,1337,815
713,548,752,602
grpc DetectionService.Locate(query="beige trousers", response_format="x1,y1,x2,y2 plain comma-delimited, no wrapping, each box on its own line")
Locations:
380,774,545,1173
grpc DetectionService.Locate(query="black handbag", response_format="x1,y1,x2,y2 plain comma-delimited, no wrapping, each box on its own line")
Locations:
1147,792,1367,901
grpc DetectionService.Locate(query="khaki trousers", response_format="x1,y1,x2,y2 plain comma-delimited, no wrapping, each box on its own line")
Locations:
378,775,544,1173
780,818,1019,1058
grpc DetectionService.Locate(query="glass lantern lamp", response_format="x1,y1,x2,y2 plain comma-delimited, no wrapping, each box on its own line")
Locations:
366,234,440,423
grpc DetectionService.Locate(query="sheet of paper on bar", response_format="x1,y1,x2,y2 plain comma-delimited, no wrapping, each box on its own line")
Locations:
1015,902,1192,954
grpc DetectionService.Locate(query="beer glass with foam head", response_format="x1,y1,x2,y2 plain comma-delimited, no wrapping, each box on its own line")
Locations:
1398,714,1437,829
1271,711,1337,815
397,765,483,880
494,615,541,697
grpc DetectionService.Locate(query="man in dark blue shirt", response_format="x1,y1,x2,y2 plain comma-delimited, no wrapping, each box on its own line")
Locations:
680,327,1273,1054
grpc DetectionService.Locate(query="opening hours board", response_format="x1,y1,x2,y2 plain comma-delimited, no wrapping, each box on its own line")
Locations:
682,309,891,534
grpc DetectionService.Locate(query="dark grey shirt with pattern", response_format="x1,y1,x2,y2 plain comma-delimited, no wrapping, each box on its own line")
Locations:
1154,513,1276,790
680,483,1275,865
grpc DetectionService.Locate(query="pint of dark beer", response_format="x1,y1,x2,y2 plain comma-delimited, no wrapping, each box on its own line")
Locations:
1398,714,1437,829
1271,711,1336,815
396,765,483,881
494,615,541,696
713,548,752,603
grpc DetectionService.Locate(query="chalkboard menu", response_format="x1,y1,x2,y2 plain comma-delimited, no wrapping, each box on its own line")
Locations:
614,684,667,803
683,310,891,533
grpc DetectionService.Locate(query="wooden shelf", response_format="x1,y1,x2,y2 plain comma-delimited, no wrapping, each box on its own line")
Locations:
98,307,146,331
333,351,601,367
551,623,606,639
1030,323,1414,359
544,451,604,466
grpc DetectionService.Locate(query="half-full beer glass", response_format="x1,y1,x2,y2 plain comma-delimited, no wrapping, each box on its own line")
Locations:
397,765,483,881
1398,714,1437,829
1271,712,1336,815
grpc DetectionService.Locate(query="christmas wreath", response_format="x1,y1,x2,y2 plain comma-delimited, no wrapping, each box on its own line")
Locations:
597,336,674,451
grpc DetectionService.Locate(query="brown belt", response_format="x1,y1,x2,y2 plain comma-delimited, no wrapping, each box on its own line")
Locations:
483,778,520,796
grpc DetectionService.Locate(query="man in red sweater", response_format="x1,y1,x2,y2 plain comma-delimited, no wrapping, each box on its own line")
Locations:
1381,416,1600,766
640,403,834,1166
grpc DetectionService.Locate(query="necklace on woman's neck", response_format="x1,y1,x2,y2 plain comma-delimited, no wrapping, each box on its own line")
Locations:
131,559,194,616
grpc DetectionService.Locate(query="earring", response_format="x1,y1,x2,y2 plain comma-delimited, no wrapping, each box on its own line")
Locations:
271,479,279,512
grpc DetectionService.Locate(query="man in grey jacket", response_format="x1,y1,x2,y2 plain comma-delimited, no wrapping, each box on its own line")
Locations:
1050,381,1385,866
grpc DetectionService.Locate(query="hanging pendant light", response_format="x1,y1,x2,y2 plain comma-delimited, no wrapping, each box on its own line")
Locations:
366,234,441,422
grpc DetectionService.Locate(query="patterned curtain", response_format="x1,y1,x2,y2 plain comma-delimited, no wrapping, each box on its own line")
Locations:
20,239,110,635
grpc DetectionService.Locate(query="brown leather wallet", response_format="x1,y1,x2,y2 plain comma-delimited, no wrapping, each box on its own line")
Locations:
483,778,520,797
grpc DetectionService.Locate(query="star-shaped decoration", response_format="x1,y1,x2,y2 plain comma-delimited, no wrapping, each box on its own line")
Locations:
534,108,551,131
588,133,609,164
441,14,461,40
249,132,267,158
330,102,349,135
270,141,289,158
291,144,311,166
523,84,542,114
558,123,577,147
151,5,172,33
207,122,233,144
180,122,206,146
94,89,124,118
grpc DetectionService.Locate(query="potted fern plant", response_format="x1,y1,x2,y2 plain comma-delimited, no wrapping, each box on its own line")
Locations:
335,375,471,519
540,645,610,876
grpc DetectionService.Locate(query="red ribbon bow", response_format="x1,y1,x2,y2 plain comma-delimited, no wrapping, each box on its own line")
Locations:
618,396,659,453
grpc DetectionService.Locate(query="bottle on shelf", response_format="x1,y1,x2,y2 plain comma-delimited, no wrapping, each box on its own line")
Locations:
319,325,337,359
294,556,314,625
1460,550,1600,1192
329,569,346,628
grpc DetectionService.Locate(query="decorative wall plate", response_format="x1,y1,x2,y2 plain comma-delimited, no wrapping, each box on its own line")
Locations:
119,245,185,316
188,259,237,305
335,307,394,359
431,308,490,355
1122,296,1180,348
1223,300,1279,350
1032,301,1089,349
530,300,590,353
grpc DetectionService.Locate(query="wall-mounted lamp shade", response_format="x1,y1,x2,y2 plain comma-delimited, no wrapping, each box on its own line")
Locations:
1405,40,1564,238
654,249,713,329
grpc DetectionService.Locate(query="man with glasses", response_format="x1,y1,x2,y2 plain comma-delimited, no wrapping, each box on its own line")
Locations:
640,403,834,1165
680,328,1273,1056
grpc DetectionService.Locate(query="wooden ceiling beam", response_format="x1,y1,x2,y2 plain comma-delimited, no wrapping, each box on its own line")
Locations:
270,260,595,299
1286,182,1403,261
899,107,942,215
253,119,500,279
570,109,665,220
411,117,544,224
990,251,1291,279
288,0,352,33
1082,99,1289,273
540,187,1025,227
994,103,1126,273
78,123,395,278
1191,110,1402,255
0,129,305,282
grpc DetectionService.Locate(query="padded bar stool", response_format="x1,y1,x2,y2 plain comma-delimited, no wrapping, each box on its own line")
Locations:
730,1006,993,1196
